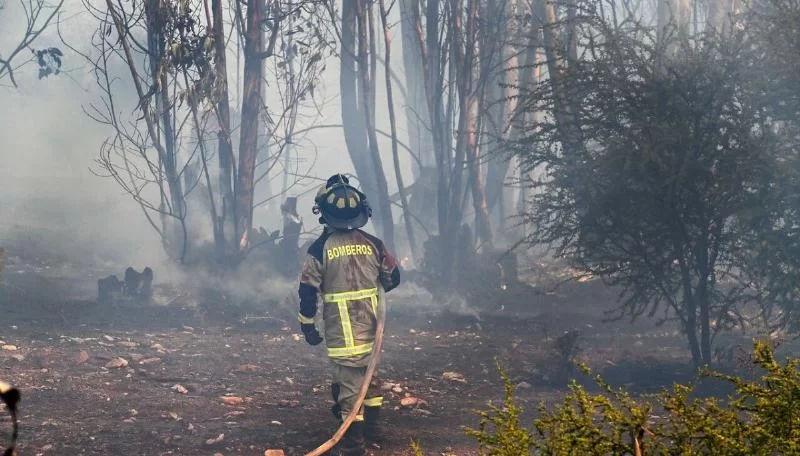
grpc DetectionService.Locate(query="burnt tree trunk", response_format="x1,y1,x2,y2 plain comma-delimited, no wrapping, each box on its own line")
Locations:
234,0,265,255
340,0,393,244
359,0,395,248
380,0,418,260
144,0,186,260
211,0,235,259
399,0,434,177
483,0,511,230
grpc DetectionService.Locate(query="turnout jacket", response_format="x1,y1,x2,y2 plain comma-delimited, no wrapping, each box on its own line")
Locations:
298,228,401,366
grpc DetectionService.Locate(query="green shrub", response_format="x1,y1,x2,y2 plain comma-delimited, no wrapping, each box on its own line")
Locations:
456,340,800,455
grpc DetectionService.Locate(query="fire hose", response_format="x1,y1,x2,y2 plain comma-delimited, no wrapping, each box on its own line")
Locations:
0,380,19,456
303,295,386,456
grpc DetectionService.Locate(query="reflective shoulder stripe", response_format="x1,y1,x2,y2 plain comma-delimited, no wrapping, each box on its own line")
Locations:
297,313,315,324
327,342,373,358
364,396,384,407
321,288,378,302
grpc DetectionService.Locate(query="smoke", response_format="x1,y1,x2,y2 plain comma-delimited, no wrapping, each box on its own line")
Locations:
0,0,418,305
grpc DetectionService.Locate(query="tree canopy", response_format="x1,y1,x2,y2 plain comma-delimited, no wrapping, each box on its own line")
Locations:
514,4,800,367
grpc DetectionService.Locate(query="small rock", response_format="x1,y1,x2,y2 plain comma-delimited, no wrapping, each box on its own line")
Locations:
105,357,128,369
172,384,189,394
205,433,225,445
235,364,259,373
2,344,18,351
102,335,115,342
442,371,467,383
117,341,138,348
265,451,285,456
220,396,244,406
75,351,90,364
10,354,25,362
139,357,161,365
399,396,427,408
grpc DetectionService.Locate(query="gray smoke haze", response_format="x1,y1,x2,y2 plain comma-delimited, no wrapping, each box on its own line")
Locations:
1,1,415,298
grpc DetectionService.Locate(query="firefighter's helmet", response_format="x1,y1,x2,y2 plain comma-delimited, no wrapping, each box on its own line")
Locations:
312,174,372,230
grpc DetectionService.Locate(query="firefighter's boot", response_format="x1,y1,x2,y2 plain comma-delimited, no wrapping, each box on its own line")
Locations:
334,421,366,456
363,405,383,446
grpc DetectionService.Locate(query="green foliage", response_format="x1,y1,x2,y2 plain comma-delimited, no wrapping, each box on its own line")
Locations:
464,361,535,455
410,439,425,456
458,341,800,455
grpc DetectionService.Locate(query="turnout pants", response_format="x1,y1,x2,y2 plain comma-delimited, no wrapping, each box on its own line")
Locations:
330,361,383,420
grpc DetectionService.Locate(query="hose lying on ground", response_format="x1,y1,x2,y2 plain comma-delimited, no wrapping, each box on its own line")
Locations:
0,380,20,456
303,296,387,456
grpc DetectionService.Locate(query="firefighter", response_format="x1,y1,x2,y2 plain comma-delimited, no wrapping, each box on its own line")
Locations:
298,174,401,456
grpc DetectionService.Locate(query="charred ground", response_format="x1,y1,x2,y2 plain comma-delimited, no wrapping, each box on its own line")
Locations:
0,243,780,456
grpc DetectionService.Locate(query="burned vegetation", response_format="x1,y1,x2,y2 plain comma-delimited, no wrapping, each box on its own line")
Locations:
97,267,154,304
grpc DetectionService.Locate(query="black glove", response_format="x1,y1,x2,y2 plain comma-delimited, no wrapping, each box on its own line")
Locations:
301,323,323,346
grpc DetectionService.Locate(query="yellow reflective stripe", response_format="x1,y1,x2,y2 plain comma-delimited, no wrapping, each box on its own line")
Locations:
354,415,364,422
322,287,380,359
364,396,383,407
327,343,373,358
297,313,315,324
321,288,378,302
338,301,355,349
